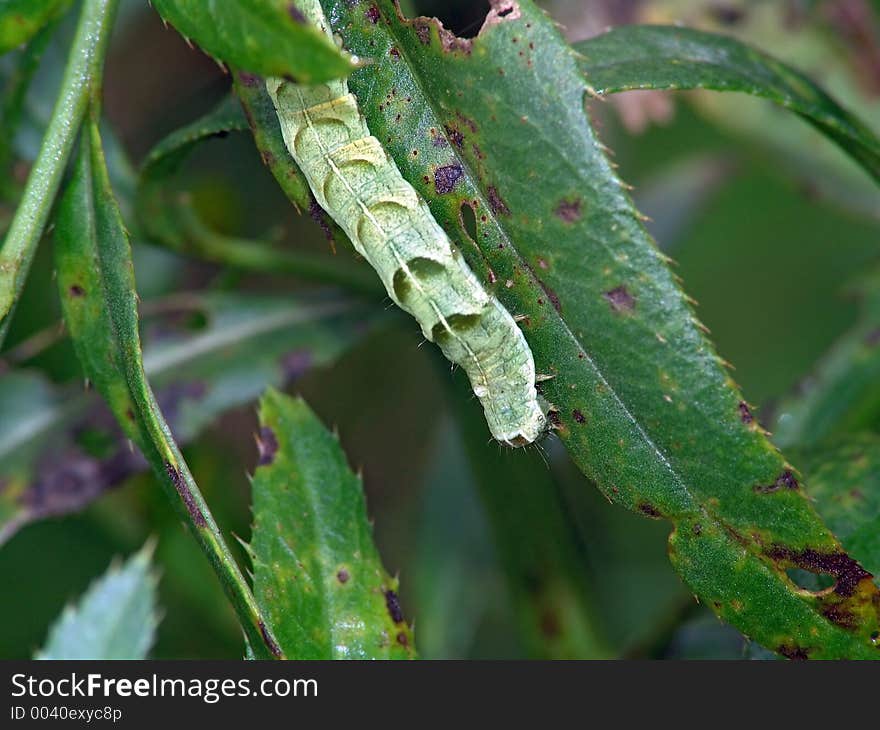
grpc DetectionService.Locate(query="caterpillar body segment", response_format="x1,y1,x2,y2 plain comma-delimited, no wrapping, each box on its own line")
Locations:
266,3,547,446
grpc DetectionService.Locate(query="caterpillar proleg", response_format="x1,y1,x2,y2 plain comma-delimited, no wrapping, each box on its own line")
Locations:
266,0,547,446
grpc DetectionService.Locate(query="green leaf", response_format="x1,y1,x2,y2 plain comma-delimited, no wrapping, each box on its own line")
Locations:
150,0,355,83
0,0,70,55
318,0,880,658
0,292,370,545
449,379,610,658
0,0,119,349
573,24,880,185
797,434,880,579
53,113,280,659
36,541,159,659
411,421,505,658
773,277,880,449
251,389,415,659
136,95,378,295
629,3,880,221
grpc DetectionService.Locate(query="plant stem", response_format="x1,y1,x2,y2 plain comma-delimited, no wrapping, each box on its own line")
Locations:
140,387,284,660
0,0,120,349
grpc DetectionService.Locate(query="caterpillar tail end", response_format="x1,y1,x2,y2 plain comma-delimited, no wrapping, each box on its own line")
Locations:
486,401,549,448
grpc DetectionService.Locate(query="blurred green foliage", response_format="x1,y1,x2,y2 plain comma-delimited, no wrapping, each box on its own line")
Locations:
2,0,880,659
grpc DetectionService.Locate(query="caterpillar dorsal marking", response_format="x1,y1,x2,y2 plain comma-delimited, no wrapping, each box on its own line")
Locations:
266,0,547,446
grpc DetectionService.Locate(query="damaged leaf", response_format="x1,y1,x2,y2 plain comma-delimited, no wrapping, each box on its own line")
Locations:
797,434,880,579
314,0,880,658
250,389,415,659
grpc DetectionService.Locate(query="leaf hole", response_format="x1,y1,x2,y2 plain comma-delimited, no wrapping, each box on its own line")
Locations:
459,202,478,242
786,568,835,594
414,1,491,38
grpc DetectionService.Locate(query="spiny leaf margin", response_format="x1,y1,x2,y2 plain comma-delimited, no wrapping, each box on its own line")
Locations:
250,389,415,659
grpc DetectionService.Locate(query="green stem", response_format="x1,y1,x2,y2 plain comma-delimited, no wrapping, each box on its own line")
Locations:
140,384,284,660
0,0,119,349
81,112,283,659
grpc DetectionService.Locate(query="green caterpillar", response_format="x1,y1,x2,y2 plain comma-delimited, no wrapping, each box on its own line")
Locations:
266,1,546,446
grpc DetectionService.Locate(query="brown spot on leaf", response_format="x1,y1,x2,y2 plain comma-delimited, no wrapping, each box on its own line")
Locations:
487,186,510,216
555,198,582,223
434,164,463,194
821,603,857,630
572,409,586,424
365,4,380,23
444,124,464,148
439,27,473,53
542,284,561,312
257,427,279,466
396,631,409,646
69,284,85,297
603,285,635,313
738,401,754,424
765,545,873,598
414,21,431,44
638,503,662,519
754,470,799,494
385,589,404,623
777,644,810,660
337,569,350,584
455,112,478,134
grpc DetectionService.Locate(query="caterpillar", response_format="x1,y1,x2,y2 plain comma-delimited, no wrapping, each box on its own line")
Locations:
266,0,547,446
